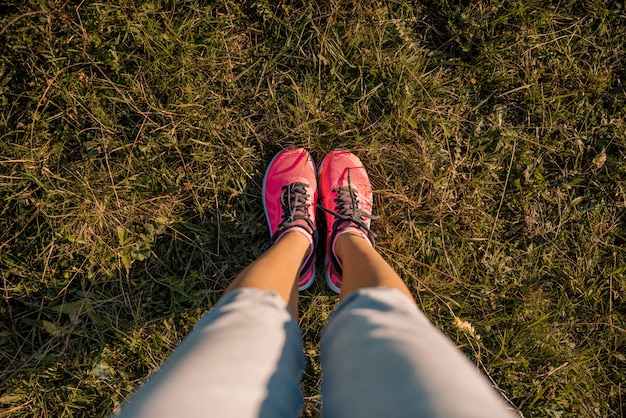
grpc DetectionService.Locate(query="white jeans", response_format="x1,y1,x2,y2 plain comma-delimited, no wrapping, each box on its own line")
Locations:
117,287,517,417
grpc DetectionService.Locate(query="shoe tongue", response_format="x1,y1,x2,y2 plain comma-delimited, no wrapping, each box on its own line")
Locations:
337,220,357,232
338,188,372,214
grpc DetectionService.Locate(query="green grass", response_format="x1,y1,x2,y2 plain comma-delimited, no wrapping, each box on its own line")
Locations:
1,0,625,416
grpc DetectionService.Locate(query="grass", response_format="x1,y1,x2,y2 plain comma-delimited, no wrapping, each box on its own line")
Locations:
1,0,625,416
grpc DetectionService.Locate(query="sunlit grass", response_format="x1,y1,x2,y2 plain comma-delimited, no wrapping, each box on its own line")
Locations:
1,0,625,416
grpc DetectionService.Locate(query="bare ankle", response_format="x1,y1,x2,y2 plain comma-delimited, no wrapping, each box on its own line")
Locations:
276,229,311,259
335,231,369,260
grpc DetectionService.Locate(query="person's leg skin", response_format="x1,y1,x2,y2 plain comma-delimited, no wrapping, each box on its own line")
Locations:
117,148,318,418
321,233,517,418
224,230,310,319
116,232,308,418
335,232,413,301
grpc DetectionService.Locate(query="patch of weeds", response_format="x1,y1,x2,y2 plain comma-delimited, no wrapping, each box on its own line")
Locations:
1,0,625,416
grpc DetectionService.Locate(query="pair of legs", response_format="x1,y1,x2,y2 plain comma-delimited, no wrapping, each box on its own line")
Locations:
224,229,411,319
117,149,516,417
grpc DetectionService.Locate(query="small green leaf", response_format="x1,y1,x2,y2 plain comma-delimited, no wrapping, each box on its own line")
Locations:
181,222,206,232
0,393,22,404
116,226,127,245
42,320,63,337
121,253,132,269
51,300,90,315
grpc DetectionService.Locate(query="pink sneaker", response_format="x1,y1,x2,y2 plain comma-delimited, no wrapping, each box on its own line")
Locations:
318,151,376,293
262,147,318,291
